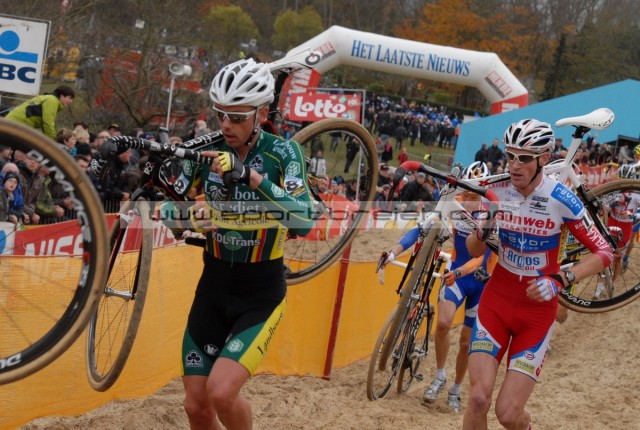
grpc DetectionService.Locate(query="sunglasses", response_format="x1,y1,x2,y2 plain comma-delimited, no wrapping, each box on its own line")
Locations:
212,106,257,124
505,151,545,164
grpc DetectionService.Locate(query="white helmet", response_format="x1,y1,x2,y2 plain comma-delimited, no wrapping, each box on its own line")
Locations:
461,161,490,180
209,58,274,107
503,119,555,154
618,164,637,179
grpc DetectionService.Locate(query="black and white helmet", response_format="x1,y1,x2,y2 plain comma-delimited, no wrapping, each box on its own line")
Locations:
461,161,490,180
503,119,555,154
209,58,274,107
618,163,637,179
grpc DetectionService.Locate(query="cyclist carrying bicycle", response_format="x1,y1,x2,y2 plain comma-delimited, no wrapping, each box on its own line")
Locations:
380,161,496,413
423,161,497,412
464,119,613,430
163,58,315,430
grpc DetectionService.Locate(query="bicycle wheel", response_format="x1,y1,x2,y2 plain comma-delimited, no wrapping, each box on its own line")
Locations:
380,226,441,368
397,294,435,394
0,119,108,385
559,179,640,313
286,119,377,285
366,308,408,400
86,198,153,391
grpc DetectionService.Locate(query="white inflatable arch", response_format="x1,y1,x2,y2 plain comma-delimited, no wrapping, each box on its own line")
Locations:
285,26,528,114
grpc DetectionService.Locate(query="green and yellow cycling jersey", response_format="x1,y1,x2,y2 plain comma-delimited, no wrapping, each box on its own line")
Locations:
174,130,315,263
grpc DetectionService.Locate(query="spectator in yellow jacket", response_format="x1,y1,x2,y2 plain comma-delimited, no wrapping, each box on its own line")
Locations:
5,85,75,141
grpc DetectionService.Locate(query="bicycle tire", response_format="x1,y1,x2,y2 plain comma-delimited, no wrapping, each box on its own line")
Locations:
0,119,108,385
286,119,377,285
366,308,407,400
397,294,435,394
379,225,440,369
559,179,640,313
86,198,153,391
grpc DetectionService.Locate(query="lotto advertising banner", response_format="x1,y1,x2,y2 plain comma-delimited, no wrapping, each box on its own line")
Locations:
288,91,363,123
0,15,50,96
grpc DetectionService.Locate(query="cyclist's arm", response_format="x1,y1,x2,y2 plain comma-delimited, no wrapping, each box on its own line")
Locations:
562,217,613,283
253,141,315,236
454,254,485,278
397,226,420,252
466,231,488,258
378,226,420,268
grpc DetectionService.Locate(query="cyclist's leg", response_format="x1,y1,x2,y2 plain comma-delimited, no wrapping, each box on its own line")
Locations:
463,352,499,430
452,278,483,387
434,299,457,371
454,325,473,386
494,370,536,430
496,295,555,429
423,297,456,403
464,286,512,430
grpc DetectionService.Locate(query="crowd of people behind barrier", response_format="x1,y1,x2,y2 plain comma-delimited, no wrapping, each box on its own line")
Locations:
0,119,212,227
473,132,631,175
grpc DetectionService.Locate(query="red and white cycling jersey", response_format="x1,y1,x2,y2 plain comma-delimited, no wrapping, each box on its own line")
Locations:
606,191,640,247
489,176,612,278
608,191,640,223
469,177,613,380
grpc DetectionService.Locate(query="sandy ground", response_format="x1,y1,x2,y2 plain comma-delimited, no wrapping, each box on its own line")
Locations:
16,227,640,429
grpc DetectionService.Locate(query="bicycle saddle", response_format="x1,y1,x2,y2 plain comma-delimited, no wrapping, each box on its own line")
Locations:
555,107,614,130
268,46,318,72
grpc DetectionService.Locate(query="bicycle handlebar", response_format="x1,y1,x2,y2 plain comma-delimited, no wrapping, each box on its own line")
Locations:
391,160,500,204
102,132,226,165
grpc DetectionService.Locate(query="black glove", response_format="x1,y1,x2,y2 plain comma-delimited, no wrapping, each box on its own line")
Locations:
99,138,130,158
98,139,117,158
218,152,250,187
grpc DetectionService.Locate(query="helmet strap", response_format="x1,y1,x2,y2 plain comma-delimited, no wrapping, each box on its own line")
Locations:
526,158,544,187
244,107,263,146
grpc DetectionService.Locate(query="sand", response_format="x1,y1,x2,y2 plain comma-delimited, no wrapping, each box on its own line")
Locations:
16,226,640,429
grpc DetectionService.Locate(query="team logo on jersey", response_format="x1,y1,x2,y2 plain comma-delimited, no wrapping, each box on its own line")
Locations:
250,154,264,172
471,340,494,352
185,350,204,368
286,162,301,177
272,183,285,197
513,358,535,375
207,171,224,184
503,249,547,272
284,176,306,195
551,183,582,215
204,344,219,357
183,161,193,176
529,200,548,212
227,339,244,353
173,175,188,194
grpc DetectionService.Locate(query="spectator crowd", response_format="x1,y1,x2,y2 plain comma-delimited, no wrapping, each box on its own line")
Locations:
0,118,211,227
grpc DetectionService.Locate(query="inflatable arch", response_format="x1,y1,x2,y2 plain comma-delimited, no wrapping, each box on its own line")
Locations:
284,26,528,114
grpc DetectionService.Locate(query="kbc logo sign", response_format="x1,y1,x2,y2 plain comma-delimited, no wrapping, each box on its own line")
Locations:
0,15,50,95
